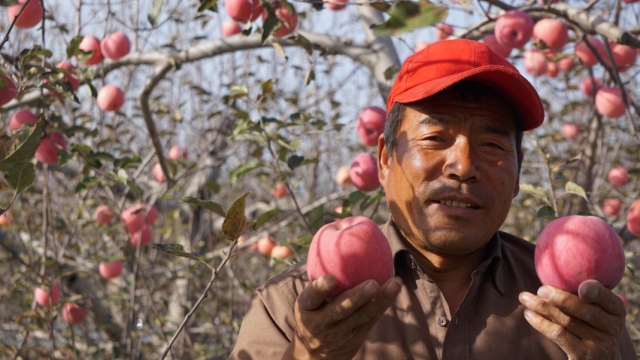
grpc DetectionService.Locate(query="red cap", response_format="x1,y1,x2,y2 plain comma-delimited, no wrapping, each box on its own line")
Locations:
387,39,544,131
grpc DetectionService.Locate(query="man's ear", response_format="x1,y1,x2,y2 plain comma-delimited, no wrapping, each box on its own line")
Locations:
512,150,524,198
378,134,390,189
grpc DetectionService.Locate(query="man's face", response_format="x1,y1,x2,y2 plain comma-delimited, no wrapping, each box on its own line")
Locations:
378,87,521,256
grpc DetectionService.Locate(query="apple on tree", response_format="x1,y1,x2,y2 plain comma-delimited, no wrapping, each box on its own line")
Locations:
35,132,67,165
574,38,606,66
100,32,131,60
130,225,152,246
97,85,125,112
580,77,600,97
99,260,123,279
546,61,559,78
335,166,352,186
271,245,295,259
609,40,637,72
535,215,625,294
225,0,263,23
533,18,569,50
560,124,580,141
121,205,146,233
222,21,243,37
78,35,103,65
558,57,576,72
324,0,348,11
595,87,629,118
9,109,38,132
350,153,380,192
482,34,512,58
271,182,288,198
494,10,534,48
307,216,393,299
414,40,429,53
608,166,629,188
435,24,453,41
262,3,298,38
153,163,166,183
0,76,17,106
627,199,640,237
257,235,277,255
63,302,87,325
7,0,43,29
0,211,15,226
34,284,61,306
603,198,622,216
524,49,548,76
94,205,114,225
168,145,188,160
356,106,386,147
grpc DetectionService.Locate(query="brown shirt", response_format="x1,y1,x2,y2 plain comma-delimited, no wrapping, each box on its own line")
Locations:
229,219,636,360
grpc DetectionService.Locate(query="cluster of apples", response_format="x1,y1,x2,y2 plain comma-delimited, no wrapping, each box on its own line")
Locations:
222,0,299,38
579,76,630,119
94,202,157,247
8,108,69,165
238,234,295,259
33,284,88,325
600,167,640,238
152,145,188,183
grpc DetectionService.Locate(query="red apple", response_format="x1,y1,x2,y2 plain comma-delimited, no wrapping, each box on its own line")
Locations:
494,10,534,49
130,225,152,246
146,205,157,225
99,260,123,279
0,76,17,106
324,0,347,11
558,57,576,72
628,199,640,237
603,198,622,216
50,131,67,150
237,236,249,253
595,87,628,118
356,106,386,147
225,0,263,23
168,145,187,160
335,206,343,214
483,34,512,58
34,284,61,306
9,109,38,131
574,38,605,66
524,49,548,76
609,40,637,72
608,167,629,188
121,205,146,233
7,0,43,29
57,61,80,91
307,216,393,299
350,153,380,192
560,124,580,141
622,0,639,3
414,40,429,53
271,182,288,198
533,18,569,50
618,293,630,308
78,35,103,65
62,303,87,325
546,61,559,78
222,21,242,37
100,32,130,60
436,24,453,41
35,135,59,165
271,245,295,259
535,215,625,294
94,205,114,225
335,166,352,186
262,4,298,38
257,235,277,255
580,77,600,97
0,211,15,226
97,85,125,112
152,163,166,183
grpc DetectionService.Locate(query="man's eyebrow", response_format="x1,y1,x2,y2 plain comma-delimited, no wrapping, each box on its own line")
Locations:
481,123,514,139
418,117,454,127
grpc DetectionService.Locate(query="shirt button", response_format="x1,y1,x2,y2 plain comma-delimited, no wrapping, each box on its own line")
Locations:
437,317,448,327
411,261,416,269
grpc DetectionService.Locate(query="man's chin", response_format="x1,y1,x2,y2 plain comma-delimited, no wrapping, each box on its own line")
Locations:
417,228,492,256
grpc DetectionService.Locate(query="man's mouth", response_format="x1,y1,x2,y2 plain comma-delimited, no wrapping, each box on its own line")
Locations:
434,200,480,209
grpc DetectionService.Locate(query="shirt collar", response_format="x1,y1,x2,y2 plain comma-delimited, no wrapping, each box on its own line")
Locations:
380,217,506,296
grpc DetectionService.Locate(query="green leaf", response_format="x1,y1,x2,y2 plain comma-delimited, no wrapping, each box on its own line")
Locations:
628,168,640,177
304,69,315,86
256,209,281,229
287,155,319,170
229,161,263,185
197,0,218,14
563,181,588,201
360,188,385,212
290,35,313,56
66,35,84,59
384,66,398,81
229,85,248,99
74,176,100,193
0,122,43,171
307,205,325,234
519,183,549,202
262,5,281,44
152,243,213,269
113,156,141,169
536,205,557,220
222,193,249,241
373,1,448,37
272,43,288,62
148,0,163,27
4,162,35,194
179,197,226,217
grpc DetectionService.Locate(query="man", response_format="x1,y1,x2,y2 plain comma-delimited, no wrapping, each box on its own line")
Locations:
229,39,634,359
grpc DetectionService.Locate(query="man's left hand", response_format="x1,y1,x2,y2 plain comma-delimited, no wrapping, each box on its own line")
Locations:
519,280,626,360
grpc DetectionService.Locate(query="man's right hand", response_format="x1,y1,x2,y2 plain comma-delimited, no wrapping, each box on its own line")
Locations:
282,274,402,360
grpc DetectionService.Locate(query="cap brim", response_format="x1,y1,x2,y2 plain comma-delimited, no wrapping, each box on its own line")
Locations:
392,65,544,131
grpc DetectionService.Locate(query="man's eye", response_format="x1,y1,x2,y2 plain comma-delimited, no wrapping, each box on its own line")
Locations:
486,142,503,149
425,136,442,141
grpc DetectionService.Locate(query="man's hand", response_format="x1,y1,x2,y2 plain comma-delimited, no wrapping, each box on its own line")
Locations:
519,280,626,360
282,274,402,360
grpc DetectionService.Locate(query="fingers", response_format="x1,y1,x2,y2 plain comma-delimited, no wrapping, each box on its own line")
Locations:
339,277,403,331
299,275,338,311
578,280,626,316
319,279,382,324
522,307,586,358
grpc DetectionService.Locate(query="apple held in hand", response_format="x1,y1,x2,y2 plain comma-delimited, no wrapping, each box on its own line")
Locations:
307,216,393,299
34,284,61,306
94,205,114,225
356,106,386,147
603,198,622,216
350,153,380,192
494,10,534,49
7,0,43,29
99,260,123,279
100,32,131,60
627,199,640,237
533,18,568,50
483,34,512,58
9,109,38,131
78,35,103,65
226,0,262,23
63,303,87,325
535,215,625,294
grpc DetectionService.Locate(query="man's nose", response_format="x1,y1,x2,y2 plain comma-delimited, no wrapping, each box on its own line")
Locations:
442,138,481,182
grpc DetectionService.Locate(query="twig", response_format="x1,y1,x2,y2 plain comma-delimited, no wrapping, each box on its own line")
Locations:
0,0,33,51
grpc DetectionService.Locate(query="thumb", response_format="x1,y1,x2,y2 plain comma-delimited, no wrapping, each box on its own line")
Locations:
298,275,337,311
